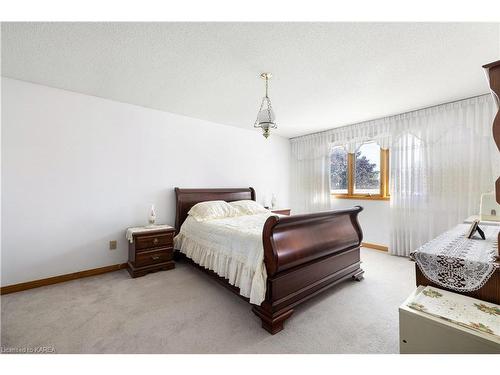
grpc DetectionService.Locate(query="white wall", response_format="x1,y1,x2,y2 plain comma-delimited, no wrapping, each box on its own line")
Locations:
1,78,290,286
331,198,390,246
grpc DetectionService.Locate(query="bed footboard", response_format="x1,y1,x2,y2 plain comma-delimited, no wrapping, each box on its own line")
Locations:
252,206,364,334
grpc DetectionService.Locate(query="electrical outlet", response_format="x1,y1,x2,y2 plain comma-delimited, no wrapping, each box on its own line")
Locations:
109,240,117,250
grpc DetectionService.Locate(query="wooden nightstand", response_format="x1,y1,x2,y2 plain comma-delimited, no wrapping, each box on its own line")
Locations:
126,225,175,278
271,208,291,216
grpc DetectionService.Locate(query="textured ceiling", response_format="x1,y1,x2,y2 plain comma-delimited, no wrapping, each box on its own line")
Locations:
2,22,499,138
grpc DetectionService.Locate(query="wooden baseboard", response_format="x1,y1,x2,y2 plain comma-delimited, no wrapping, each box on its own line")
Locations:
362,242,389,252
0,263,128,295
1,243,388,294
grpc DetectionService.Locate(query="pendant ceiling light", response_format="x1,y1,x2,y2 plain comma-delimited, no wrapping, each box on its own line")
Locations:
254,72,277,138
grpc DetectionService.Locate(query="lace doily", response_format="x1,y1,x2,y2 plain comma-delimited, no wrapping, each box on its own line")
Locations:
411,224,498,292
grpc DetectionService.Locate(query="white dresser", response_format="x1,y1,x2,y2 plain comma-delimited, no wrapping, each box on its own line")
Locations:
399,286,500,354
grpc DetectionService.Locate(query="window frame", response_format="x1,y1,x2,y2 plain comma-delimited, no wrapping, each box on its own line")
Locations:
331,145,390,201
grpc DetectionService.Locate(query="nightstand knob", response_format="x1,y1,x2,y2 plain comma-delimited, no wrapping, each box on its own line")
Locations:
151,256,160,260
153,238,159,245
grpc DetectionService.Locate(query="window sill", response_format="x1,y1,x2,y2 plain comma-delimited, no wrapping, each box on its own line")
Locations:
332,195,390,201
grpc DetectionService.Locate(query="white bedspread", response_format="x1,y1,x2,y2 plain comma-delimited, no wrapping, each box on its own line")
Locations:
174,213,276,304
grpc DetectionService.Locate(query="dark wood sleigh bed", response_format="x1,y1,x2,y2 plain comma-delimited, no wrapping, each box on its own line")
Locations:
173,187,364,334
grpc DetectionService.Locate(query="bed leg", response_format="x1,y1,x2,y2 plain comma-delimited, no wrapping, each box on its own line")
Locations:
352,269,364,281
252,305,294,335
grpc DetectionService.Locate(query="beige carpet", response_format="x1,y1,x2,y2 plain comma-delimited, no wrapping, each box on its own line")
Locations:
1,248,415,353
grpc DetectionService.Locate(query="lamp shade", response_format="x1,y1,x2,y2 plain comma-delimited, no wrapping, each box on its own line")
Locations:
253,73,277,138
256,97,276,125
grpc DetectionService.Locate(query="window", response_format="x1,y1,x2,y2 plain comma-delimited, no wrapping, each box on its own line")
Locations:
354,142,381,195
330,147,348,194
330,142,389,200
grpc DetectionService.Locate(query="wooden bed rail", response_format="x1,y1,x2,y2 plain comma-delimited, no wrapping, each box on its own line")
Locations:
262,207,364,276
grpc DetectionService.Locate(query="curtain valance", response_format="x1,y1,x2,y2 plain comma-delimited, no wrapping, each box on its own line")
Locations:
291,95,494,160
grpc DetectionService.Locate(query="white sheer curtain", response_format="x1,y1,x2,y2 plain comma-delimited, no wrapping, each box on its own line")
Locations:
290,95,498,256
290,133,331,213
390,96,498,256
390,132,428,256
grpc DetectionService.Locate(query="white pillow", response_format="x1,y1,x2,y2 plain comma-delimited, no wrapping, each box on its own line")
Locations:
229,200,269,215
188,200,240,222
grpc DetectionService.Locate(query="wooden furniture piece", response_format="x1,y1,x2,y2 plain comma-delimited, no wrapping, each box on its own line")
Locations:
415,265,500,305
399,287,500,354
414,222,500,305
483,59,500,261
483,60,500,170
127,227,175,278
271,208,291,215
174,187,364,334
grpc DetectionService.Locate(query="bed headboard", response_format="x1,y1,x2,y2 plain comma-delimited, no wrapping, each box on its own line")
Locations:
174,187,256,232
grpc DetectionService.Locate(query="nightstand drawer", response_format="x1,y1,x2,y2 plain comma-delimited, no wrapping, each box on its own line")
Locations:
126,225,176,278
135,248,173,267
135,232,173,251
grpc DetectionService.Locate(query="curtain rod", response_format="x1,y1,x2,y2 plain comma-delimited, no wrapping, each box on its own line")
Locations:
289,93,491,140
